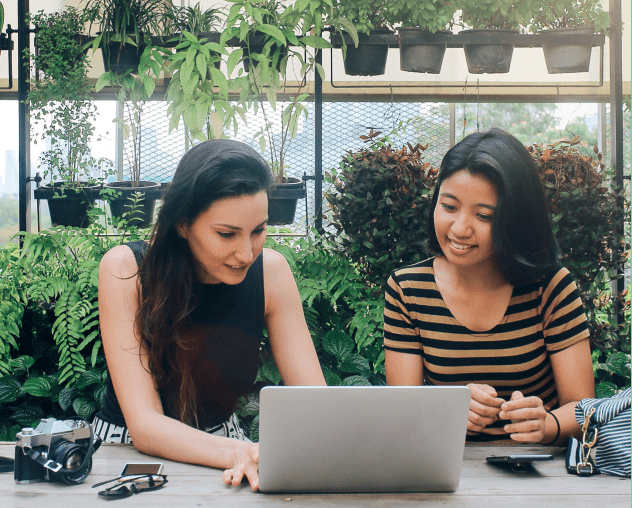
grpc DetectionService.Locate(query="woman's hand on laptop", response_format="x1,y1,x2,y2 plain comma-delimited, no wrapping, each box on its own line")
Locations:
499,391,547,443
223,442,260,490
466,383,505,434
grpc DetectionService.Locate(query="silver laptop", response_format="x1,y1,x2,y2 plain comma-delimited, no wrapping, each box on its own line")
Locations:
258,385,470,493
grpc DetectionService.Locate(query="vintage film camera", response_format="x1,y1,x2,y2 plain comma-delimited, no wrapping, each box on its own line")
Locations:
14,418,100,485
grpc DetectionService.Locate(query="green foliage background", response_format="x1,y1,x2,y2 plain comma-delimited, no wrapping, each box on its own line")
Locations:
0,130,629,441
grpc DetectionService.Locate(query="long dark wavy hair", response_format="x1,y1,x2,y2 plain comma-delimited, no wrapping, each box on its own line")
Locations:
426,128,560,285
136,139,272,428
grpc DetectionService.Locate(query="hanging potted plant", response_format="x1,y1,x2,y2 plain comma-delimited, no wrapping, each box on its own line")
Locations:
223,0,292,74
459,0,534,74
385,1,456,74
82,0,173,74
528,0,609,74
163,1,225,55
96,49,164,228
334,0,392,76
227,0,316,224
221,0,355,224
29,8,113,228
166,2,225,38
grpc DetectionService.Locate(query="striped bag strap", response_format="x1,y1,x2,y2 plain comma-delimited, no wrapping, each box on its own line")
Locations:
574,388,631,478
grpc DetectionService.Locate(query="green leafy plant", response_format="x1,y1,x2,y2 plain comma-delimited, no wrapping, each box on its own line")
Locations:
0,230,106,439
593,350,631,398
335,0,390,36
28,8,113,189
225,0,356,183
96,46,166,185
529,136,630,397
528,0,610,33
0,219,148,440
384,0,456,31
325,130,438,288
459,0,536,31
82,0,174,63
529,137,629,298
165,2,225,35
160,2,229,141
163,30,238,142
590,290,630,398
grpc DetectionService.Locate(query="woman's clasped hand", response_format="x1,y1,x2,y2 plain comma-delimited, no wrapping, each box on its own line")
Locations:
467,384,548,443
384,128,595,446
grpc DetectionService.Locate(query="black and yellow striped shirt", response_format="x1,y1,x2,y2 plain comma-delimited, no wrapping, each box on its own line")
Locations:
384,257,590,442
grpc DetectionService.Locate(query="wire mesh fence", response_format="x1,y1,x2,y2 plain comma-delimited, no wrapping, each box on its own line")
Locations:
126,100,452,233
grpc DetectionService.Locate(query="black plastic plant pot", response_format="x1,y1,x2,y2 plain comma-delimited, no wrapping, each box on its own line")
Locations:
461,29,517,74
102,41,145,74
34,183,101,228
539,25,594,74
268,177,306,226
242,34,288,74
343,29,392,76
398,28,451,74
104,181,162,229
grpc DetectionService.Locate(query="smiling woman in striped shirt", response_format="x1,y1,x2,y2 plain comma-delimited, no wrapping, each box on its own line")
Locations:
384,128,594,445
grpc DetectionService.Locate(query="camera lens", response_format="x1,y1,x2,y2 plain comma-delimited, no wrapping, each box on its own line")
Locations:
48,442,92,485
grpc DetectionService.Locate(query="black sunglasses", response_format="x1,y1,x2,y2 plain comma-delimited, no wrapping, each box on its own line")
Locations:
92,474,168,499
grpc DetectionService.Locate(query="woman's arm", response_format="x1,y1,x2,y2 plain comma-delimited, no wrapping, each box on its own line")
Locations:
99,246,260,489
262,248,326,385
500,340,594,444
385,349,423,385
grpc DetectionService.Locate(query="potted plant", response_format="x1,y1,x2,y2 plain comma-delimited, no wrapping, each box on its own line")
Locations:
459,0,534,74
528,0,609,74
82,0,173,74
325,130,438,287
221,0,356,224
227,0,356,224
334,0,392,76
227,0,313,224
96,49,164,228
28,8,113,228
163,1,225,65
527,136,628,295
384,1,456,74
223,0,293,74
165,2,225,38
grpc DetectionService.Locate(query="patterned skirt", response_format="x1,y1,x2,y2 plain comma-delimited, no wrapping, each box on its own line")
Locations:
92,413,250,444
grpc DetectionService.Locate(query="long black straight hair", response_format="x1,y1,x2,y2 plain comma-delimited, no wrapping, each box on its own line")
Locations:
136,139,272,428
426,128,560,285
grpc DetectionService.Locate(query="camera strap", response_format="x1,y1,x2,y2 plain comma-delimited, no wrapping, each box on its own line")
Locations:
21,448,63,473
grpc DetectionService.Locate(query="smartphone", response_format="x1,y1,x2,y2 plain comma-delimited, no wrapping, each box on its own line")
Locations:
119,462,163,479
486,454,554,466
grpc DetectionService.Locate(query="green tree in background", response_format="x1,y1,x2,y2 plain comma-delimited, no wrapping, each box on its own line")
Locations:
455,102,598,149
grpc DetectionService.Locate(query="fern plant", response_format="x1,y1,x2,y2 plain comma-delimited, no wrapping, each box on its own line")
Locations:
0,226,132,440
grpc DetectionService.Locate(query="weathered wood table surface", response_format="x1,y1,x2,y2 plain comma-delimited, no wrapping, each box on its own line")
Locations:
1,442,630,507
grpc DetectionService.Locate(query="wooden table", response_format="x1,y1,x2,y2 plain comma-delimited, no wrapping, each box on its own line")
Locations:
1,442,630,507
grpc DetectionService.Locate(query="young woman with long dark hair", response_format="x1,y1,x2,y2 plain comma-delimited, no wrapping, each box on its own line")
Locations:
384,128,594,445
94,139,325,490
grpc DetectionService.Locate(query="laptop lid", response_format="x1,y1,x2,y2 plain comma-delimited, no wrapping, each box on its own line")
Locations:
258,385,470,493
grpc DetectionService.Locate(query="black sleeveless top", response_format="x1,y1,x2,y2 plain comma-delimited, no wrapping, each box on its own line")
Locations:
96,240,265,429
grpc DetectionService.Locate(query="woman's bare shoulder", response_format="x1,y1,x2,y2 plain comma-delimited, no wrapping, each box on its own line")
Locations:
262,247,289,270
99,244,139,281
